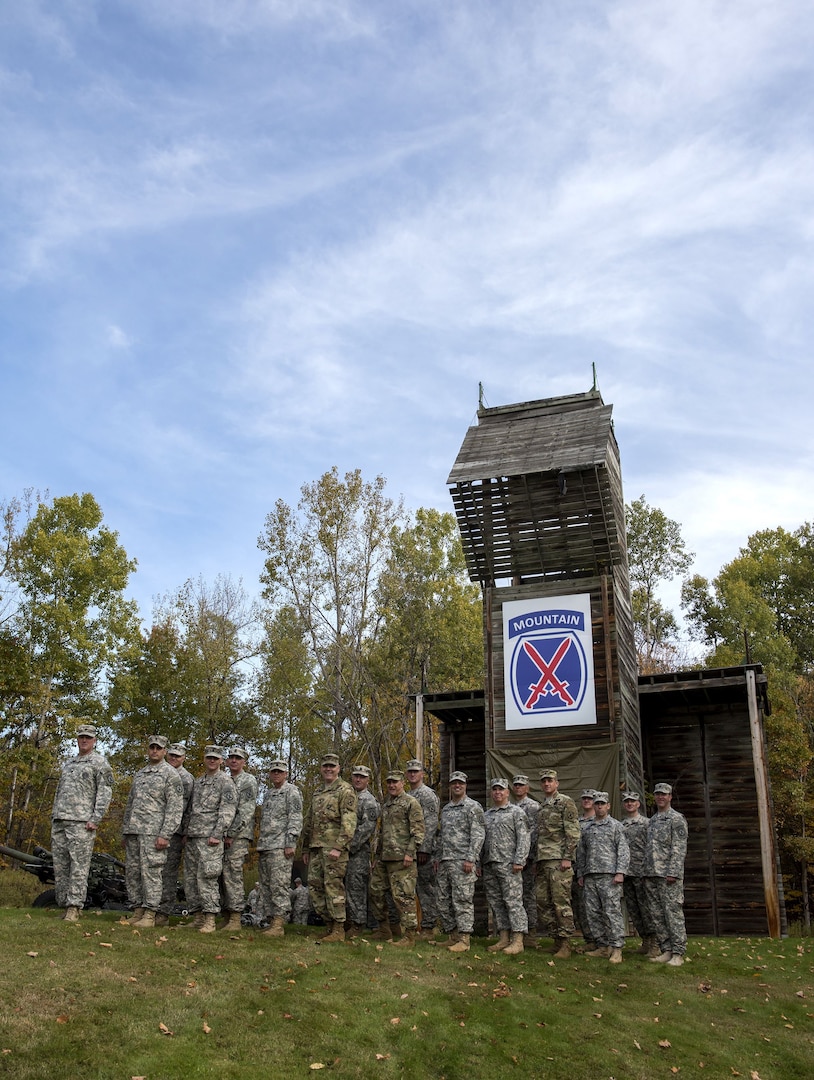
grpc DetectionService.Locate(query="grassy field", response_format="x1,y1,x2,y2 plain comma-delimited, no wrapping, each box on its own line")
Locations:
0,905,812,1080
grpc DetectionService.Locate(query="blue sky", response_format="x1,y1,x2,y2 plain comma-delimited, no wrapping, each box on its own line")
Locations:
2,0,813,626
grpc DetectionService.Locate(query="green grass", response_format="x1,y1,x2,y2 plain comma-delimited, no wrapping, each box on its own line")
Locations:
1,909,812,1079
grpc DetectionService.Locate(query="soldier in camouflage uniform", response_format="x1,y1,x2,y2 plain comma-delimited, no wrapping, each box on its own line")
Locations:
345,764,380,938
643,782,688,967
369,770,425,946
301,752,357,942
290,877,311,924
219,746,258,931
122,735,185,930
483,778,531,955
50,723,114,922
576,791,630,963
433,771,486,954
511,774,539,944
535,768,580,959
256,759,303,938
620,790,658,955
405,759,440,939
184,746,237,933
157,742,194,925
573,788,598,950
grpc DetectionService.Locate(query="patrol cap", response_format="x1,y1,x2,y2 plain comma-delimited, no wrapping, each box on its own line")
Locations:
321,752,340,767
580,788,596,799
148,734,168,749
490,777,509,789
226,746,247,759
352,764,372,777
405,759,423,771
167,743,187,756
204,745,224,759
654,782,673,794
449,771,467,783
593,791,609,805
622,791,641,801
269,759,288,772
77,724,97,738
540,768,558,780
512,775,530,786
386,770,405,782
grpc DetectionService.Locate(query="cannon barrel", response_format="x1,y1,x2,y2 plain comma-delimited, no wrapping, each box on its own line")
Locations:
0,843,49,867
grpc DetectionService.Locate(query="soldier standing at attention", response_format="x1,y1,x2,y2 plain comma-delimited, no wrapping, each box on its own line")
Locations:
256,759,303,938
220,746,258,931
301,752,357,943
643,782,689,967
483,778,530,956
535,768,580,959
122,735,184,930
345,765,380,938
620,790,658,955
50,722,114,922
433,771,486,954
573,788,598,950
405,759,440,940
368,770,425,947
157,742,194,926
184,746,237,933
511,774,540,945
576,791,629,963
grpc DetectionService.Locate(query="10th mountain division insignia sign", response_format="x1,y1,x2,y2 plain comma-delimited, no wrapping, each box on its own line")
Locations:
503,594,597,730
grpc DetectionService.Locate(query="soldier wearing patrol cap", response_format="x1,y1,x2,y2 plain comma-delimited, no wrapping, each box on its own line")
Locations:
256,758,303,937
535,768,580,959
122,735,185,929
511,774,540,942
157,742,194,925
220,746,258,931
575,791,629,963
620,789,658,955
184,746,237,933
405,758,440,939
301,752,357,942
434,771,486,953
643,782,688,966
345,764,380,938
483,778,531,955
573,787,598,950
369,770,425,946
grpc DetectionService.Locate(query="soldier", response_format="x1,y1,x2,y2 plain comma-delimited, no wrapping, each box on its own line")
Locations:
511,774,539,944
220,746,258,931
483,778,531,956
290,877,311,924
643,782,688,966
620,790,658,955
345,764,380,938
122,735,184,930
405,759,440,940
256,759,303,938
368,770,425,946
301,752,357,942
573,788,598,950
184,746,237,933
50,723,114,922
433,771,486,954
157,742,194,926
576,791,629,963
535,768,580,959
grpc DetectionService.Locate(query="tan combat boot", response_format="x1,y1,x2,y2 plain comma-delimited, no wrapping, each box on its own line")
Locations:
647,938,663,958
608,947,623,964
552,939,571,960
154,913,169,927
126,907,145,926
448,933,470,953
586,945,610,958
371,924,393,941
63,906,81,923
650,950,673,963
199,913,217,933
320,922,346,943
133,910,156,929
667,954,684,966
221,911,244,932
263,916,285,938
503,932,525,956
487,930,511,953
191,911,205,929
345,923,365,940
391,928,415,948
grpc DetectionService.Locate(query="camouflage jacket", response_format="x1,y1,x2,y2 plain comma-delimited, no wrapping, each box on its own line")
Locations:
185,770,238,839
175,765,195,836
536,792,580,861
576,815,630,877
301,777,357,852
514,794,540,854
482,803,531,866
377,792,425,861
436,796,486,863
51,750,114,826
620,813,649,876
409,782,440,855
350,788,380,855
643,807,688,879
122,760,184,839
226,770,259,841
256,781,303,851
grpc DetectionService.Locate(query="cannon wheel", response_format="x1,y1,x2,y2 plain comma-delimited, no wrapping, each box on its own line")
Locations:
32,888,58,908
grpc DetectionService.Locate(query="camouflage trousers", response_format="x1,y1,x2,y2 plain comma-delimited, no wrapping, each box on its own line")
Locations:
582,874,625,948
572,873,593,943
483,862,528,933
51,820,97,908
345,847,372,926
307,847,349,924
624,875,656,938
220,838,250,912
643,876,687,956
521,862,538,932
258,848,295,921
535,861,575,940
123,834,167,911
416,856,438,930
369,860,419,931
436,861,477,934
159,835,184,915
184,837,225,914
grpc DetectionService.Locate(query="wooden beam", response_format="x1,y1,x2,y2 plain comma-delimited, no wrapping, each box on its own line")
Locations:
746,668,782,939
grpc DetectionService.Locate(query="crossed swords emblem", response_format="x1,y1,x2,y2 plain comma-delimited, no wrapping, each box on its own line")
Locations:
521,637,575,708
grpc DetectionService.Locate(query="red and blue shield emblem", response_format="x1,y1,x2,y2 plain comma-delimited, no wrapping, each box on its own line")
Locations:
508,611,589,717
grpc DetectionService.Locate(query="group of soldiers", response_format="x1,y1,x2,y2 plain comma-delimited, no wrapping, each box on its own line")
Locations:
49,730,688,966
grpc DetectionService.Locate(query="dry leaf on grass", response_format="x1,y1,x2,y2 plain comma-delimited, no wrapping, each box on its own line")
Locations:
309,1064,325,1070
26,952,38,957
56,1016,68,1024
375,1053,391,1060
202,1022,211,1034
659,1039,672,1048
159,1022,174,1036
390,1017,400,1025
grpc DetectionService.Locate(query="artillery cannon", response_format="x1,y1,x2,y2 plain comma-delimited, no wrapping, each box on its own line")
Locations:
0,842,128,910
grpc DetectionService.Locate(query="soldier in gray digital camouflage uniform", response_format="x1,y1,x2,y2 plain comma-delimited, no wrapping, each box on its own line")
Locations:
433,771,486,954
483,778,530,956
290,877,311,924
122,735,185,930
301,752,357,942
576,791,630,963
50,723,114,922
256,759,303,938
643,782,688,967
511,774,539,944
536,768,580,959
573,788,598,950
345,764,380,938
405,759,440,939
157,742,194,926
620,790,658,955
220,746,258,931
369,770,425,947
184,746,237,933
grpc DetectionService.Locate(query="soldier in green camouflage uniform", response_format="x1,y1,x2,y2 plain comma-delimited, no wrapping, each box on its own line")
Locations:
220,746,258,931
184,746,238,933
483,778,530,955
434,771,486,954
511,774,539,942
256,759,303,938
50,723,114,922
535,768,580,959
576,791,629,963
122,735,184,929
620,790,657,954
369,770,425,946
406,759,440,938
643,782,688,967
345,765,380,937
157,742,194,925
301,752,357,942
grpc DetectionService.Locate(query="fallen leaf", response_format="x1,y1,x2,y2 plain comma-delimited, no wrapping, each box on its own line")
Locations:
633,1040,642,1050
202,1022,211,1034
390,1017,400,1025
375,1053,391,1060
100,943,113,948
56,1016,69,1024
26,952,38,958
159,1022,174,1036
659,1039,672,1048
309,1064,325,1071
